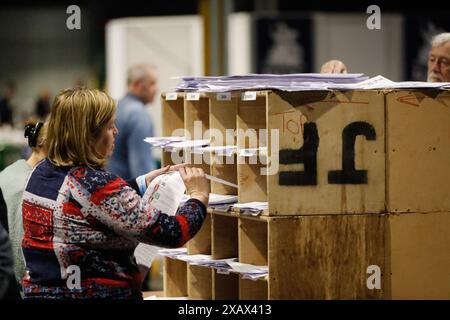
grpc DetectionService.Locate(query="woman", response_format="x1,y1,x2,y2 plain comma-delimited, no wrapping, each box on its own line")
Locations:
0,119,47,294
21,87,209,299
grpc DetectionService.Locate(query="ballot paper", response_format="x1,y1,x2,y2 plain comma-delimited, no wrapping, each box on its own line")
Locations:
380,81,450,89
134,172,186,277
190,257,238,268
328,75,450,90
165,139,210,150
174,73,369,92
227,261,268,274
144,136,185,148
157,248,188,257
176,254,213,263
327,75,395,90
135,173,238,274
227,261,269,281
144,137,211,152
192,145,237,157
174,73,450,92
238,147,267,157
180,193,238,207
143,171,186,214
232,202,268,215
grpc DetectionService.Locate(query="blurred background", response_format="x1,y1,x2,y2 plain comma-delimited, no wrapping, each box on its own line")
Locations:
1,0,450,291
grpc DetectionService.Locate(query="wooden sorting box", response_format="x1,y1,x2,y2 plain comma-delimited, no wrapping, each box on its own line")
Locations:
160,90,450,299
163,210,450,300
162,90,450,216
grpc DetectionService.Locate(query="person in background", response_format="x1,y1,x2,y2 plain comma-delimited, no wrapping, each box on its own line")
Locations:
426,32,450,82
320,32,450,83
107,64,158,180
35,89,51,120
320,59,348,74
0,82,16,126
22,87,209,299
0,190,7,232
0,120,47,294
0,223,20,300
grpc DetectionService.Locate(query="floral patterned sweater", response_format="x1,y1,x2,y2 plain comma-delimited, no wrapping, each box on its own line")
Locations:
21,159,206,299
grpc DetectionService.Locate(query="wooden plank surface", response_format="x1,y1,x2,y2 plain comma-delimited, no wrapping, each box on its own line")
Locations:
187,265,212,299
239,218,268,266
212,271,239,300
237,161,267,203
187,212,211,255
268,214,386,299
267,90,386,215
239,278,268,300
212,212,238,260
163,257,187,297
386,211,450,299
386,90,450,213
184,97,210,138
211,159,238,195
161,93,185,136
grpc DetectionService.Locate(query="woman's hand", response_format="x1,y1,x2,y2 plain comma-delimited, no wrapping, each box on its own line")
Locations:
144,163,185,186
179,166,209,206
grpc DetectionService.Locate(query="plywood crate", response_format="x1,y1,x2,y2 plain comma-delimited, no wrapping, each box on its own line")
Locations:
266,90,386,215
164,210,450,300
385,90,450,213
163,90,450,215
163,257,187,297
385,211,450,300
161,92,184,167
234,89,449,215
161,90,450,300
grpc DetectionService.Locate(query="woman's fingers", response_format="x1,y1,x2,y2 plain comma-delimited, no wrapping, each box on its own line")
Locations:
168,163,186,172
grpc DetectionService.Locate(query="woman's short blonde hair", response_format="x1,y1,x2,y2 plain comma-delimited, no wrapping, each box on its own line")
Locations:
46,87,116,168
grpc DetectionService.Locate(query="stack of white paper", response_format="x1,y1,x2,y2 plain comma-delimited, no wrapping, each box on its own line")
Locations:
174,74,450,92
176,254,213,264
174,73,369,92
192,145,237,157
144,137,210,151
143,136,185,148
157,248,188,258
227,261,269,281
232,202,268,215
180,193,238,208
238,147,267,157
164,139,210,151
189,257,238,268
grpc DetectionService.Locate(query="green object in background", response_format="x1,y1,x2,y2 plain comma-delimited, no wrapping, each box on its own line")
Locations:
155,159,161,169
0,144,22,171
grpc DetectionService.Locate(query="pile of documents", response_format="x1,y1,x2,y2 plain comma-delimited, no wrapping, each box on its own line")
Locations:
327,75,450,90
157,248,268,281
156,247,188,258
174,74,450,92
144,137,210,151
232,202,268,215
178,190,238,212
174,73,369,92
227,261,269,280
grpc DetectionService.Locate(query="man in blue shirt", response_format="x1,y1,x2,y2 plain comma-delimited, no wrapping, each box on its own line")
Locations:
108,64,158,180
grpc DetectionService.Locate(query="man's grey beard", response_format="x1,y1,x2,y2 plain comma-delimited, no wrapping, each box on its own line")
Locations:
427,72,442,82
